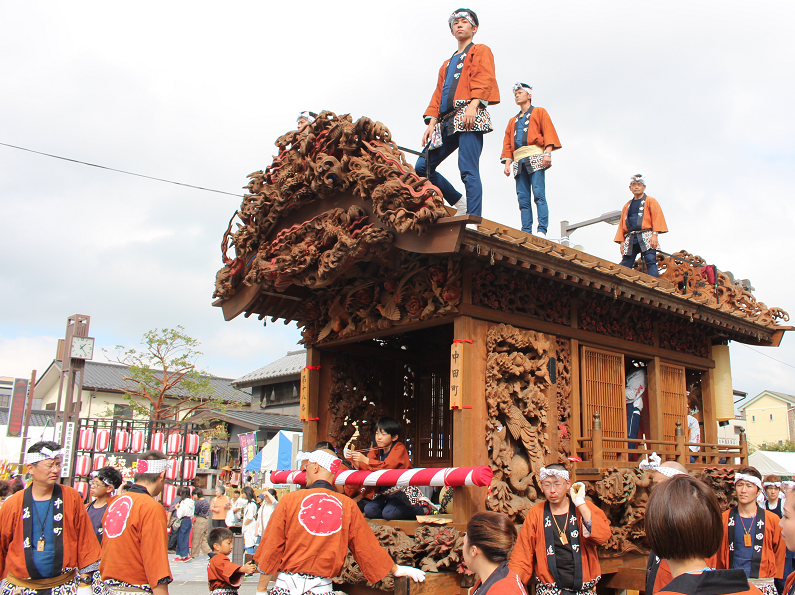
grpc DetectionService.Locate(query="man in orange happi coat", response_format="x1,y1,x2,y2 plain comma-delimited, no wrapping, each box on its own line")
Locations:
415,8,499,220
509,464,611,595
500,82,561,238
638,453,689,593
253,449,425,595
99,450,172,595
0,441,100,595
615,174,668,277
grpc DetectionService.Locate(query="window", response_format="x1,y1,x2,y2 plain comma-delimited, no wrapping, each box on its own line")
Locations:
752,415,756,422
113,404,134,418
580,346,625,460
262,381,299,406
771,414,774,421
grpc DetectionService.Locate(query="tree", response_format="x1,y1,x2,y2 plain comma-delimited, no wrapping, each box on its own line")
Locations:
105,326,234,421
749,440,795,454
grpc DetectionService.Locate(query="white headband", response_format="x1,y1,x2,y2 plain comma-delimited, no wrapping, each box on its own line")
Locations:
297,111,316,124
735,473,763,491
296,450,341,474
539,467,569,482
135,458,171,475
764,482,782,488
638,452,688,478
26,447,63,465
784,481,795,488
448,11,476,28
630,174,646,185
512,82,532,94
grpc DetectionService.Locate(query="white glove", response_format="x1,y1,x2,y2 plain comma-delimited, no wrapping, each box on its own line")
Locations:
570,482,586,507
394,565,426,582
343,448,353,460
77,586,92,595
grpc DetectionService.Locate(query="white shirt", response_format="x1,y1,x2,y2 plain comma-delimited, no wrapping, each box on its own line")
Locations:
625,369,646,411
687,414,701,452
242,501,258,547
176,497,194,519
256,501,277,537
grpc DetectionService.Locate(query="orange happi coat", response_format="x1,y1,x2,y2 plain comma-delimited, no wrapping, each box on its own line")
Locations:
651,557,673,593
0,485,100,581
500,108,561,161
509,500,611,588
423,44,499,120
613,195,668,242
207,553,244,590
254,484,394,583
716,508,785,579
99,490,172,589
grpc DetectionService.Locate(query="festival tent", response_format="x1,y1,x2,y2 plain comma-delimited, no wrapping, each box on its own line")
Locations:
749,450,795,477
246,431,302,474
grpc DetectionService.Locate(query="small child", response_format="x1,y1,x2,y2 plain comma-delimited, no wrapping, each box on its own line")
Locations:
207,527,257,595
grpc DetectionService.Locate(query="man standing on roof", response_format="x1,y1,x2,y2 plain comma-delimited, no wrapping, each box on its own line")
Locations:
253,449,425,595
415,8,499,220
297,111,318,131
615,174,668,277
0,441,101,595
500,83,561,238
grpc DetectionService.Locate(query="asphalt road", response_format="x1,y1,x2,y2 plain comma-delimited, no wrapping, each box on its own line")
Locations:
166,553,270,595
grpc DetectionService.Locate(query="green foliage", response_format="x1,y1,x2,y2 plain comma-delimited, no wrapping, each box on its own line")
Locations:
749,440,795,453
104,326,233,421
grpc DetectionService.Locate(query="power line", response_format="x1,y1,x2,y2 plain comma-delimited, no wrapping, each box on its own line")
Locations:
736,342,795,370
0,142,244,198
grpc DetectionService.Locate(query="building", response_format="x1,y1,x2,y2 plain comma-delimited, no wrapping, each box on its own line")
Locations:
737,390,795,447
232,349,306,416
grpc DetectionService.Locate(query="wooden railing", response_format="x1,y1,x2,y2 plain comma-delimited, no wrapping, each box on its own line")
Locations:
574,412,748,469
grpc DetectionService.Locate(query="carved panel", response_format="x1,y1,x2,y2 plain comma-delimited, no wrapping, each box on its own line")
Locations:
578,294,655,345
472,262,571,325
484,323,556,522
556,338,572,459
658,316,710,358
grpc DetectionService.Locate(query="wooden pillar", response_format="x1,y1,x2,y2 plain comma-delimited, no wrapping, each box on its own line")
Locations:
701,367,718,445
740,427,749,466
451,316,489,524
570,339,582,459
675,421,687,464
592,412,604,469
302,347,322,450
647,357,664,443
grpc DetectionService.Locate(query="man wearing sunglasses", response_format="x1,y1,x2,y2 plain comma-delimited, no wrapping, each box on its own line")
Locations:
0,441,100,595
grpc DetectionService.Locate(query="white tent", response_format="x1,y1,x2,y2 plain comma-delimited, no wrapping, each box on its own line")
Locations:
245,431,302,486
0,425,57,464
749,451,795,477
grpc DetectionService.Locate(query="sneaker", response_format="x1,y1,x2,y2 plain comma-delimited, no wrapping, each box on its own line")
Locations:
465,223,479,231
173,557,184,562
182,556,193,562
537,231,547,239
454,196,468,217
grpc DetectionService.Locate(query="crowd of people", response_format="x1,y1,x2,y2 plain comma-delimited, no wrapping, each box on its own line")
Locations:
5,438,795,595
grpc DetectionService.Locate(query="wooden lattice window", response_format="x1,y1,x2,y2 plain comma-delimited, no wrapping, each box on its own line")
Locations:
580,346,626,460
660,363,687,448
415,363,452,466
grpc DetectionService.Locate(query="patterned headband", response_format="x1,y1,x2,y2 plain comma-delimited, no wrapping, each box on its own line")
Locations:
735,473,763,491
90,470,115,487
539,467,569,482
448,10,476,29
630,174,646,185
296,450,341,474
136,458,171,475
638,452,687,478
512,82,532,94
26,447,63,465
764,482,782,488
297,111,316,124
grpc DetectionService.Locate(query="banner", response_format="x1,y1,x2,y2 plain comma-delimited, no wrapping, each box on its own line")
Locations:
6,378,29,437
60,421,76,479
199,441,212,469
239,432,257,474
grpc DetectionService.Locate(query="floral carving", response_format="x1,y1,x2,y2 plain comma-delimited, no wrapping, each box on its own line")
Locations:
556,338,572,459
578,295,655,345
658,316,710,358
472,263,571,325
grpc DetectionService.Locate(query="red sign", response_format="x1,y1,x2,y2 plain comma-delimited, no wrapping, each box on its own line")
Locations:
6,378,29,437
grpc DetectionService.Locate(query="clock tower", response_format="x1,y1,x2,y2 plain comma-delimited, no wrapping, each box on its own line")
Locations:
54,315,93,445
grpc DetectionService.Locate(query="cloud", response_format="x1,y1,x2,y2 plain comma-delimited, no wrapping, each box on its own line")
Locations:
0,336,60,380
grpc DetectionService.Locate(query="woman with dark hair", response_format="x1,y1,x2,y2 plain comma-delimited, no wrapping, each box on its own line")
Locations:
190,487,212,558
715,467,784,595
776,488,795,594
87,466,123,542
647,474,763,594
241,485,258,554
174,486,195,562
256,488,278,546
463,512,525,595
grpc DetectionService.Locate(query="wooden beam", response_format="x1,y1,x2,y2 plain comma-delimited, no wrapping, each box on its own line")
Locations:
701,366,718,447
314,316,454,349
460,304,715,369
570,339,582,458
302,347,321,448
647,357,664,442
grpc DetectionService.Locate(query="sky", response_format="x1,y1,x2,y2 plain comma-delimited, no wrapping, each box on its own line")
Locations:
1,1,794,402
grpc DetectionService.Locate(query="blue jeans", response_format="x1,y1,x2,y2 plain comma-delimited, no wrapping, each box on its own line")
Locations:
515,165,547,234
627,403,641,449
176,516,191,557
415,129,484,216
619,238,658,277
364,494,425,521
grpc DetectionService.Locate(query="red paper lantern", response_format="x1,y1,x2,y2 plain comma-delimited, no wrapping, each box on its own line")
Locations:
74,481,89,500
114,430,130,452
162,483,177,506
185,433,200,455
74,454,91,477
150,432,165,452
165,457,180,481
166,433,182,455
93,454,107,471
182,459,197,480
131,430,146,453
78,429,94,452
95,429,110,453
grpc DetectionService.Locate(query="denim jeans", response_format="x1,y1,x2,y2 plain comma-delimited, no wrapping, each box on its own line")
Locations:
515,165,547,234
415,129,484,216
619,238,658,277
176,516,192,557
627,403,641,449
364,494,425,521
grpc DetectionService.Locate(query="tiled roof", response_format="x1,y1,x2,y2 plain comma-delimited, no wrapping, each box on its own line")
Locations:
0,407,55,427
50,361,251,404
233,350,306,388
189,408,303,431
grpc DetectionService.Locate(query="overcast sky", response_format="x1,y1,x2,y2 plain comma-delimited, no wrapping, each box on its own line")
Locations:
1,1,793,403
